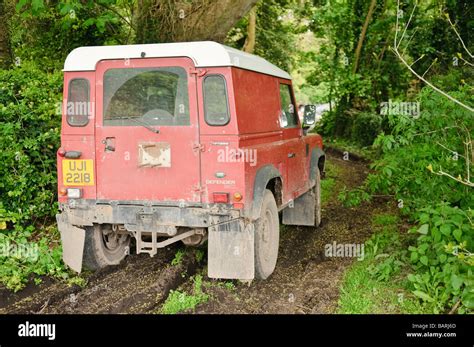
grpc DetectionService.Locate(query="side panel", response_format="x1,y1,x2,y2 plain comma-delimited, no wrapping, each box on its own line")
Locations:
231,68,312,217
197,67,245,205
232,68,282,135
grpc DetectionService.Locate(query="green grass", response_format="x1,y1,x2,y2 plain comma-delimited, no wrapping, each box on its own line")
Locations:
171,249,185,266
337,212,428,314
321,160,339,204
372,213,399,227
211,280,236,291
194,249,205,263
324,137,377,160
160,275,209,314
0,224,83,292
337,260,425,314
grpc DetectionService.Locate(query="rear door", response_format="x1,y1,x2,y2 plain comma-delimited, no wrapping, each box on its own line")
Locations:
95,57,202,202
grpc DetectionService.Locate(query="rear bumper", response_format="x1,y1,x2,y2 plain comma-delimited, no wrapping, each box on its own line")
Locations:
57,199,255,279
57,199,242,231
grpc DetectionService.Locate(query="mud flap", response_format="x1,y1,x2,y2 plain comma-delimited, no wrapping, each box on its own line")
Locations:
282,189,315,226
207,218,255,280
56,213,85,273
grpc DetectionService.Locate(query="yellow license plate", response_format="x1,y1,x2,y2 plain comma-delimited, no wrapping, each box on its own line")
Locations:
62,159,94,186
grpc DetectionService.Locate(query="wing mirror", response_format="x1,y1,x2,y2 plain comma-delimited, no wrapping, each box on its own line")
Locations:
303,105,317,126
302,105,317,134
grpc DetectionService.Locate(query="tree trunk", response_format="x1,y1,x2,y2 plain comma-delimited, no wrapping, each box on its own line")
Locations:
352,0,377,74
135,0,259,44
0,0,12,68
243,6,257,53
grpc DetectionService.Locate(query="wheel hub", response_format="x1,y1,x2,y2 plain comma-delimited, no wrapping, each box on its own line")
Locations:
102,227,127,251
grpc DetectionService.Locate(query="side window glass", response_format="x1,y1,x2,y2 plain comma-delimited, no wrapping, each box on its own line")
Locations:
279,84,298,128
204,75,230,126
67,79,90,126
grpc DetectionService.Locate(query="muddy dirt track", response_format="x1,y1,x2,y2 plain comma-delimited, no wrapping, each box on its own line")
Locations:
0,151,392,314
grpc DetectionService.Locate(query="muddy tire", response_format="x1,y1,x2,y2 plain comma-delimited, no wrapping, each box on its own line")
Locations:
83,224,130,271
254,189,280,280
314,166,322,227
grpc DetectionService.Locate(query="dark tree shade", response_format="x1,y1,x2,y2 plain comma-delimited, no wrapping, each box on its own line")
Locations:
135,0,259,44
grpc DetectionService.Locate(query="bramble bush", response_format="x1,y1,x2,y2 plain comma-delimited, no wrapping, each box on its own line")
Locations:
0,63,71,291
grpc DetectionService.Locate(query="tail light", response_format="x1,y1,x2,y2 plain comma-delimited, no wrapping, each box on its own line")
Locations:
233,203,244,209
213,192,229,203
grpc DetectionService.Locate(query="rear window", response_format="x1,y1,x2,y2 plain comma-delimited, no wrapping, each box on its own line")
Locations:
67,79,90,127
103,67,190,126
279,84,298,128
203,75,230,126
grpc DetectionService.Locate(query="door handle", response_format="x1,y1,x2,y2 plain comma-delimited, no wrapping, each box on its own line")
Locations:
288,153,296,158
102,137,116,152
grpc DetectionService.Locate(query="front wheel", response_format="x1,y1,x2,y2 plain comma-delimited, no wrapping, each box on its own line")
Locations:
254,189,280,280
83,224,130,271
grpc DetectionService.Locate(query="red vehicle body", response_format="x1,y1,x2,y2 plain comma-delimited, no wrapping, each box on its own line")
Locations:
57,42,325,280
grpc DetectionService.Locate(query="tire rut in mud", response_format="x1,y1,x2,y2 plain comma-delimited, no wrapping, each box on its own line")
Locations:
1,246,199,314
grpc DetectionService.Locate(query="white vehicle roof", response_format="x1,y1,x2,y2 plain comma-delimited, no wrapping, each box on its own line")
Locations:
64,41,291,79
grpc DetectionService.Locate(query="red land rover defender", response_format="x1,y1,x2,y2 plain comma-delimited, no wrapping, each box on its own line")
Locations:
57,41,325,280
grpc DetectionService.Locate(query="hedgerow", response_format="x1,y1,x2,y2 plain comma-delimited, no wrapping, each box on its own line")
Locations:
0,63,70,291
0,62,62,227
339,84,474,313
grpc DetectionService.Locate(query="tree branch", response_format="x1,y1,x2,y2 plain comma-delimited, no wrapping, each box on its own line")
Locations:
393,0,474,113
446,14,473,59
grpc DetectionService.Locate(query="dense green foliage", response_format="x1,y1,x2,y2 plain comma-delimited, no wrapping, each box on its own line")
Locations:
0,224,73,291
369,86,473,213
226,0,301,71
0,63,70,290
0,64,62,226
338,82,474,313
408,205,473,313
13,0,127,70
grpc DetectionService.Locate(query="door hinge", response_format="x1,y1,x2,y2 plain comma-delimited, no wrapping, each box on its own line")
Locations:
193,143,205,153
189,68,207,77
192,185,206,194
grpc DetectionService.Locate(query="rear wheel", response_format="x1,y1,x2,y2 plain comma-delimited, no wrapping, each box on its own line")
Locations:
83,224,130,271
254,189,280,280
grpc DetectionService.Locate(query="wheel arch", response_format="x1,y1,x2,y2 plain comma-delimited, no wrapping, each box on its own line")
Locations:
310,147,325,185
250,164,282,220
